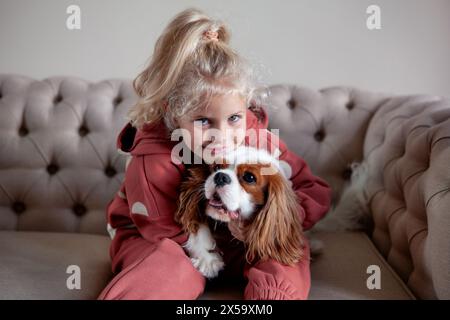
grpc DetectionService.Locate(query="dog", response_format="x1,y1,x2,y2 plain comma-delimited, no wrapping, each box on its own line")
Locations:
175,146,305,279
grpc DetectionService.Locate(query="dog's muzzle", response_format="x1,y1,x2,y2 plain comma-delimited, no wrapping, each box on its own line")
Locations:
214,172,231,187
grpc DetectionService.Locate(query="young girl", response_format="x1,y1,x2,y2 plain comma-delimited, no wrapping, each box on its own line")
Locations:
98,7,332,300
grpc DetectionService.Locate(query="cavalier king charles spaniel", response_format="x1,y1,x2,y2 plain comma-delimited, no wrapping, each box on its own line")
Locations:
175,146,305,279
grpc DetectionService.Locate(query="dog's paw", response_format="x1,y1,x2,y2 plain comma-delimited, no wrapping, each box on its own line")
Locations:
191,252,225,279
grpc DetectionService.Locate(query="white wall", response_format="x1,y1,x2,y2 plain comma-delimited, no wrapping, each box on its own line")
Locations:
1,0,449,97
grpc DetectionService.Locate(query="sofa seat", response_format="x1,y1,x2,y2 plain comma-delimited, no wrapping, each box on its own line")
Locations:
0,231,415,300
0,231,112,299
308,232,415,299
199,232,416,300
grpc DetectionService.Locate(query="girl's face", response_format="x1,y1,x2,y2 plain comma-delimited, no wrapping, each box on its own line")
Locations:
176,94,247,160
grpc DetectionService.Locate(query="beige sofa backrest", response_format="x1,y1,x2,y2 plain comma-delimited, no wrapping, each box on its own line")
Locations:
264,85,450,299
1,75,449,299
0,75,133,235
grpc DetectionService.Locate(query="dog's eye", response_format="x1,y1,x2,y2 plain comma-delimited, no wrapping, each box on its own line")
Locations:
242,171,256,184
213,164,221,171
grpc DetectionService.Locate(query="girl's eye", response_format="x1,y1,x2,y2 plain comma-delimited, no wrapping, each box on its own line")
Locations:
194,118,209,126
229,114,241,123
242,171,256,184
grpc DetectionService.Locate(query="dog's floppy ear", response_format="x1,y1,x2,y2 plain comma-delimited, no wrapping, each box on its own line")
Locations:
245,168,305,266
174,165,210,234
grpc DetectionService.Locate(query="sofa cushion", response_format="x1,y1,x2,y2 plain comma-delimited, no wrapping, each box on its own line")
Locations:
0,231,414,300
199,231,415,299
0,231,112,299
308,231,415,299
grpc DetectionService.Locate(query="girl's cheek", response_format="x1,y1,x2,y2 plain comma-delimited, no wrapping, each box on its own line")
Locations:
234,124,247,146
235,136,245,147
180,126,200,153
193,130,205,150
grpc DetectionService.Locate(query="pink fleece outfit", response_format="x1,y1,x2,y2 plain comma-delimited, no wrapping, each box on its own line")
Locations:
98,107,332,300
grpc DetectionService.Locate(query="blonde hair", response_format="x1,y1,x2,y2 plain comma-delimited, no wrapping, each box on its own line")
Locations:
127,7,268,131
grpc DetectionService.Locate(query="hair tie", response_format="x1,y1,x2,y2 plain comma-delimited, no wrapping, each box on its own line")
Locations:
203,29,219,42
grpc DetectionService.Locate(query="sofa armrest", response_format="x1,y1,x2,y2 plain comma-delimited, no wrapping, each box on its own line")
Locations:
363,94,450,299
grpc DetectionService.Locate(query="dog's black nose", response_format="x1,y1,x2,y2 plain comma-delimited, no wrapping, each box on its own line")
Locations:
214,172,231,187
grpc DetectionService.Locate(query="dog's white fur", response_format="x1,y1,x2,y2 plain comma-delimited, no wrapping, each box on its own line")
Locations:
183,224,225,278
204,168,255,221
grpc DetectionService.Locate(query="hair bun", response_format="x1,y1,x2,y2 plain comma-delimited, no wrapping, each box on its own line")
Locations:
202,29,219,42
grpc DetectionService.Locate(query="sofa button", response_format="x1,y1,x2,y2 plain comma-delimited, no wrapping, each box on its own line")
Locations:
314,129,325,142
73,203,87,216
287,98,297,109
113,96,123,106
346,101,355,110
78,125,89,137
47,163,59,175
53,94,63,104
18,125,29,137
104,166,117,177
12,201,26,214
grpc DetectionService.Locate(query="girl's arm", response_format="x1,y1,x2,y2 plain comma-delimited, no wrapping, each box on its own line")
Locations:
123,154,188,245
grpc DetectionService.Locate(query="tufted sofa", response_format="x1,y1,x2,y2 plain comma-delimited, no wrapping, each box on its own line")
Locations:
0,74,449,300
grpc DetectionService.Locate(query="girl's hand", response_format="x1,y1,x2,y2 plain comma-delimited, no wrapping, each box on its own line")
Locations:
228,217,246,241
